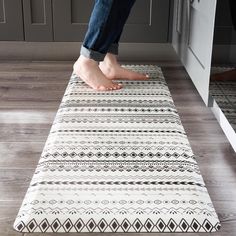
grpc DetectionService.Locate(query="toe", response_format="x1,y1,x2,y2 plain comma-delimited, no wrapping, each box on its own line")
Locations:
138,74,149,80
115,84,123,90
112,85,121,90
97,85,107,91
111,86,117,90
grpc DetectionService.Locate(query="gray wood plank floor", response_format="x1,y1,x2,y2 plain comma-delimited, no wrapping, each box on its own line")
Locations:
0,61,235,236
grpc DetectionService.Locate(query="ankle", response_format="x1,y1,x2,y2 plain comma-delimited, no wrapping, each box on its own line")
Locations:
74,55,98,73
76,55,99,68
103,53,119,66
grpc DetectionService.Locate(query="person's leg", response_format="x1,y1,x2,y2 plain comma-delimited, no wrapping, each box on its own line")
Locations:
100,40,150,81
81,0,136,60
99,2,149,81
74,0,130,91
73,0,136,91
73,0,148,91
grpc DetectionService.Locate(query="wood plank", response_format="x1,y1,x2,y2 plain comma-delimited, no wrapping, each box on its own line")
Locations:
0,123,52,142
0,201,24,236
0,142,43,168
0,169,34,201
0,109,56,124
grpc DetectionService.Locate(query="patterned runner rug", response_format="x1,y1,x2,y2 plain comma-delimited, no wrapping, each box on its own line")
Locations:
14,65,221,233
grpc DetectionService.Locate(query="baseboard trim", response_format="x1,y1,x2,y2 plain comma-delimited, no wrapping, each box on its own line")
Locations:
210,97,236,152
0,42,178,61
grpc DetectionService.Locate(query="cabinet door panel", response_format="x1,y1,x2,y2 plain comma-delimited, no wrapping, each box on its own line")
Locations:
0,0,24,40
188,1,217,69
52,0,170,42
188,3,208,67
123,0,170,42
23,0,53,41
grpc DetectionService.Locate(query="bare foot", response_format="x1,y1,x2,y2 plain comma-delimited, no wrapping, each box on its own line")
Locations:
73,55,123,91
99,53,149,80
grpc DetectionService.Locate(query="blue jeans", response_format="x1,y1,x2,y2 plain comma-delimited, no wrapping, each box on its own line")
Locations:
80,0,136,61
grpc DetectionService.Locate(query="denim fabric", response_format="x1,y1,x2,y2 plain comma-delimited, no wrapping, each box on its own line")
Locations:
80,0,136,61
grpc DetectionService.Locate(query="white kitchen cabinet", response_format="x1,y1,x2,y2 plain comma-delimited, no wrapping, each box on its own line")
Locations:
172,0,217,105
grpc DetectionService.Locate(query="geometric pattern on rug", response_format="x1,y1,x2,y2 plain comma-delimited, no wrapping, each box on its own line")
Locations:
210,66,236,131
13,65,221,233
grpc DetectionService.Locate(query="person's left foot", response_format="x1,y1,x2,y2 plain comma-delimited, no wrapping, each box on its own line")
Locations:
99,53,149,80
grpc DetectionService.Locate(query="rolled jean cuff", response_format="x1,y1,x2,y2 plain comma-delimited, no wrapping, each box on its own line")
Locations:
107,43,119,55
80,45,106,62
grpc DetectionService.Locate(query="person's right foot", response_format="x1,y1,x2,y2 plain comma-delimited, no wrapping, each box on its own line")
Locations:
99,53,149,80
73,55,123,91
